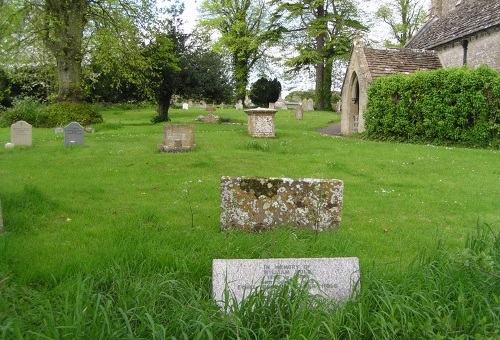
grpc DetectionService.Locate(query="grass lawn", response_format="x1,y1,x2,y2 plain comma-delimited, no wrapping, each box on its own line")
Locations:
0,106,498,338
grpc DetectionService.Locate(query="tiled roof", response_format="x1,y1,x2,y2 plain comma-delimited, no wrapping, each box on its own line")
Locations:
406,0,500,49
363,48,442,79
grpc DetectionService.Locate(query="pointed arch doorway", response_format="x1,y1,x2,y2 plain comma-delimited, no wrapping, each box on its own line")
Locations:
349,73,360,133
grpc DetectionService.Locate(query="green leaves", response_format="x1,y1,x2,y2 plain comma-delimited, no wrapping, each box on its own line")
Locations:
365,66,500,148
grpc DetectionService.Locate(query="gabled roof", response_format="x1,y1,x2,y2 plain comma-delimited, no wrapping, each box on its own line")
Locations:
406,0,500,49
363,47,442,79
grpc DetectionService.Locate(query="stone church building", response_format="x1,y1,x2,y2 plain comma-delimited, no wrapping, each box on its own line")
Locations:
340,0,500,135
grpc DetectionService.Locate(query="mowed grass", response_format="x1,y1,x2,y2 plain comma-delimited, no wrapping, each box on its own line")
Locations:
0,106,498,338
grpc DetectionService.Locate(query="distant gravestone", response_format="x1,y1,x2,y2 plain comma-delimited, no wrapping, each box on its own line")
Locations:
220,176,343,232
301,98,308,111
212,258,360,309
268,102,275,109
205,114,219,124
307,98,314,111
11,120,32,146
158,124,195,152
182,103,189,110
64,122,85,145
295,106,304,120
54,127,64,134
235,100,243,110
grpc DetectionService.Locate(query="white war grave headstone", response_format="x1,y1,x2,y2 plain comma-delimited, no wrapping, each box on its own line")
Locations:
182,103,189,110
11,120,32,146
212,258,360,310
63,122,85,146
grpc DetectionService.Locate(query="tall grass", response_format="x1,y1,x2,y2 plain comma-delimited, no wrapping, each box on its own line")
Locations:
0,106,498,337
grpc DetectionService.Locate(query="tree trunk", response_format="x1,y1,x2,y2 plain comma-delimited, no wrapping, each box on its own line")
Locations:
323,57,333,111
44,0,86,102
157,100,171,122
234,52,250,104
315,5,326,110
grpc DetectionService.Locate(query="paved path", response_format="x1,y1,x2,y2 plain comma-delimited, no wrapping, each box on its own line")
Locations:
317,122,342,136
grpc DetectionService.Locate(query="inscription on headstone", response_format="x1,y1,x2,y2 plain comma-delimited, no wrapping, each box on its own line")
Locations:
220,176,343,231
64,122,85,145
212,258,360,309
11,120,32,146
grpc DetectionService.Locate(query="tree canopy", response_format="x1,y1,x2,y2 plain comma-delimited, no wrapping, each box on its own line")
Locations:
199,0,283,103
375,0,427,47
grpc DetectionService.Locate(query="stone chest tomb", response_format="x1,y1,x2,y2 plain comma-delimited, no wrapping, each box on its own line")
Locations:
244,108,277,138
220,176,343,231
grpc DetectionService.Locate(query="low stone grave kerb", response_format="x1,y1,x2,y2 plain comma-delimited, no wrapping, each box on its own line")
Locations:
212,258,360,310
220,176,343,232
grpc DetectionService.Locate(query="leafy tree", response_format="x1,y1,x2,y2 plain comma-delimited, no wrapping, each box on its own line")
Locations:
249,77,281,107
273,0,366,110
199,0,283,103
0,0,158,102
375,0,427,47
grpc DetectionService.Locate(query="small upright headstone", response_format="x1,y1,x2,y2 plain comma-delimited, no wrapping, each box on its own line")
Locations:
307,98,314,111
235,100,243,110
295,106,304,120
212,257,360,309
54,127,64,134
268,102,275,109
182,103,189,110
63,122,85,146
301,98,308,111
244,95,252,107
11,120,32,146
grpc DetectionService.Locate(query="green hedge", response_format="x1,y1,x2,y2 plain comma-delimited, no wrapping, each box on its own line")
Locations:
0,99,103,128
364,66,499,148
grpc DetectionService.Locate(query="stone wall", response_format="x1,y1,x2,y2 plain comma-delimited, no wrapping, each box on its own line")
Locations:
220,176,343,232
436,28,500,69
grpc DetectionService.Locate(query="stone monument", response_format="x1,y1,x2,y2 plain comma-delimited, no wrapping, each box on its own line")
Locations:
244,107,277,138
158,124,195,152
212,257,360,309
10,120,32,146
63,122,85,146
220,176,343,232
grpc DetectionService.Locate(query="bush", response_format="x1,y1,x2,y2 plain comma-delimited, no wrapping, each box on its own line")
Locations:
249,77,281,107
0,97,43,127
364,66,499,148
38,102,103,127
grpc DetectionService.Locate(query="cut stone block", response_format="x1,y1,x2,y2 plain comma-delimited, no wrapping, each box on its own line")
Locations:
220,176,343,231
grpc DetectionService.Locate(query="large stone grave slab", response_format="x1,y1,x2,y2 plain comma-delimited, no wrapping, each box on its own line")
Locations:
64,122,85,145
11,120,32,146
213,258,360,309
220,176,343,232
244,108,277,138
158,124,195,152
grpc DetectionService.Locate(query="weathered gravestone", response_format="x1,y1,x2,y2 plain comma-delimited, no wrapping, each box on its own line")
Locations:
63,122,85,146
11,120,32,146
295,106,304,120
244,108,277,138
212,257,360,309
220,176,343,232
205,106,218,123
301,98,308,111
235,100,243,110
158,124,195,152
182,103,189,110
307,98,314,111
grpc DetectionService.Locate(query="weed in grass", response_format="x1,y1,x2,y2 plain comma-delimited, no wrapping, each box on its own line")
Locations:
240,140,270,152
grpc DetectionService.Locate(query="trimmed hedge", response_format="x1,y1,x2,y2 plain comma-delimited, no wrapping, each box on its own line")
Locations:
364,66,499,148
0,99,103,128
